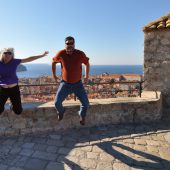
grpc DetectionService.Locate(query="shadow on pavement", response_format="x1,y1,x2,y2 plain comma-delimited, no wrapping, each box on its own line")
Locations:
53,121,170,170
0,121,170,170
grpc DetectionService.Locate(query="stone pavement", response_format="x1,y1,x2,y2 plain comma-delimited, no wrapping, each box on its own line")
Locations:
0,122,170,170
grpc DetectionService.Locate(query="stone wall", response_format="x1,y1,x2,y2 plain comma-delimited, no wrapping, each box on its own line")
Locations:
0,91,162,136
144,30,170,113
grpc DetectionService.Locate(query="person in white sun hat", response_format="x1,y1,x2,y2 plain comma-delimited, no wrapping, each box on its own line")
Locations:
0,48,49,115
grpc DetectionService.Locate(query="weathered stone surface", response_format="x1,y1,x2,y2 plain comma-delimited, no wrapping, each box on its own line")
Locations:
159,151,170,160
134,139,147,145
22,142,35,149
113,162,130,170
8,167,24,170
0,123,169,170
46,162,72,170
81,146,92,152
146,140,160,146
160,38,170,45
24,158,48,170
49,134,61,140
0,95,162,137
92,146,104,153
87,152,99,159
164,132,170,143
79,158,97,169
13,118,26,129
133,145,147,152
10,147,21,154
32,151,58,161
0,164,8,170
46,146,58,153
58,147,71,155
147,145,158,153
144,30,170,115
99,152,115,161
33,143,47,151
19,149,34,156
123,138,135,144
96,161,112,170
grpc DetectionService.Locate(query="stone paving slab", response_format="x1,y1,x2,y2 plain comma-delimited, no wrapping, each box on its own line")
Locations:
0,122,170,170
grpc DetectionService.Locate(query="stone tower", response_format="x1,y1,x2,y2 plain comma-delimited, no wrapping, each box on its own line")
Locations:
143,13,170,115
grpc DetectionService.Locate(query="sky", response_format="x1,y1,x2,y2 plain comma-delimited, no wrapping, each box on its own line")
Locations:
0,0,169,65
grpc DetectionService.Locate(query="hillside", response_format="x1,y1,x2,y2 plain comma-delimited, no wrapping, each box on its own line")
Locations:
17,64,27,72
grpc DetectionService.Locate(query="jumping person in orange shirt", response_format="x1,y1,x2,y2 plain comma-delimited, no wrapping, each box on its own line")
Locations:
52,36,90,125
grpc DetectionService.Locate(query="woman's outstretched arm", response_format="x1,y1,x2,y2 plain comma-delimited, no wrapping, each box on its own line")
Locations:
21,51,49,63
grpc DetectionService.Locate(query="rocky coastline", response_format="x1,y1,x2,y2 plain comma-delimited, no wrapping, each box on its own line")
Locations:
17,64,27,72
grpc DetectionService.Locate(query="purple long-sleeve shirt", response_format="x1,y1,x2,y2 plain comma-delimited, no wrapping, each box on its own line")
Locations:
0,59,21,85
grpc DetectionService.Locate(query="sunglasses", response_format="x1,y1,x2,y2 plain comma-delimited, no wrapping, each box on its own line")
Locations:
65,42,74,45
4,52,12,55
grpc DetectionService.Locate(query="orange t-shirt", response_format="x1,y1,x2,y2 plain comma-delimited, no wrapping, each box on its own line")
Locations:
52,49,89,83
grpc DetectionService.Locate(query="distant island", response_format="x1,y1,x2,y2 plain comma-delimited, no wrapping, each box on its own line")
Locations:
17,64,27,72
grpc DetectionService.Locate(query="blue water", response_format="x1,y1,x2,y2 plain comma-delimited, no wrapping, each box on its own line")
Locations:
17,64,143,78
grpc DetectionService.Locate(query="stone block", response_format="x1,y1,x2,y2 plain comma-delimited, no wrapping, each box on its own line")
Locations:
160,38,170,45
32,151,58,161
79,158,97,169
24,158,48,170
5,128,19,136
13,118,27,129
20,128,32,135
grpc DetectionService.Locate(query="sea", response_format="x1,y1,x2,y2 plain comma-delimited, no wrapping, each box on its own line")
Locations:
17,64,143,78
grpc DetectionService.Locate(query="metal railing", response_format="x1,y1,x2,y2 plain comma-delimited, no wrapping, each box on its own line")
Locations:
19,81,144,102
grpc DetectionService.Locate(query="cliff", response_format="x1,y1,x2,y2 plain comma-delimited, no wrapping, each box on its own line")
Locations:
17,64,27,72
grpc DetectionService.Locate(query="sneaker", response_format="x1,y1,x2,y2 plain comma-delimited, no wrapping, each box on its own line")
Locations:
57,114,63,121
80,116,85,125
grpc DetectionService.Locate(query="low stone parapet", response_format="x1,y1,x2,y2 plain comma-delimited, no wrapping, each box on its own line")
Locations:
0,91,162,136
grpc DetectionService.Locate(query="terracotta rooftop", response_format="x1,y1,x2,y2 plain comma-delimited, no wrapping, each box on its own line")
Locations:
90,74,141,79
143,13,170,32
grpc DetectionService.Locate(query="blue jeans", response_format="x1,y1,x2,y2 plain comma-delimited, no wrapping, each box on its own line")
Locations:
55,80,89,118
